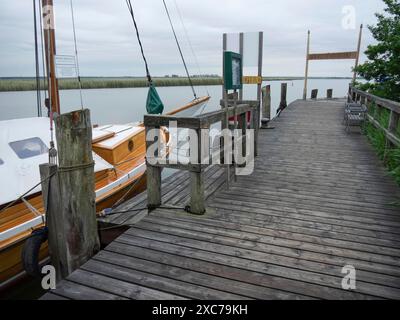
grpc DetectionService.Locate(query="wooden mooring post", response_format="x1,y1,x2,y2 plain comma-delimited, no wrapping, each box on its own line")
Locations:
276,83,288,115
279,83,288,110
40,109,100,281
261,85,271,128
311,89,318,99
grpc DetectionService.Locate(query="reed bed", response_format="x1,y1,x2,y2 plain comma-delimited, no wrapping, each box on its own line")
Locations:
0,77,223,92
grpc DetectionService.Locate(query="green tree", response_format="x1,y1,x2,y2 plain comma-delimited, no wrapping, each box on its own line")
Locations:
355,0,400,101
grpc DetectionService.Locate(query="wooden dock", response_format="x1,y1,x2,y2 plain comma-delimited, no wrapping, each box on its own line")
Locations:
42,98,400,300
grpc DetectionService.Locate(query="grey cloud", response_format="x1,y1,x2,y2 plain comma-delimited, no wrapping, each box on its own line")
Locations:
0,0,385,77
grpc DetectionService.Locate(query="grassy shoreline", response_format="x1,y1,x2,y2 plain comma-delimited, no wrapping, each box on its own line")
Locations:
0,76,353,92
362,102,400,187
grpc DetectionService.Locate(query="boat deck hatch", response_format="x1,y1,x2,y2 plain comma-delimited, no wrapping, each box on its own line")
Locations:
9,137,48,159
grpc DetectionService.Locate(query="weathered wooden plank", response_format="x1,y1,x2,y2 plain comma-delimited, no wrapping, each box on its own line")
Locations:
131,221,400,279
308,51,358,60
209,198,400,235
40,293,70,300
151,208,400,250
143,214,400,260
144,114,201,129
49,279,128,300
143,213,400,283
116,232,377,299
92,250,267,300
103,242,312,300
222,187,400,220
209,205,400,243
122,226,400,299
68,268,186,300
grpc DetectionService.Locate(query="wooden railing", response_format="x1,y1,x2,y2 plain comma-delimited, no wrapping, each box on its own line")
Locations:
348,85,400,146
144,101,259,214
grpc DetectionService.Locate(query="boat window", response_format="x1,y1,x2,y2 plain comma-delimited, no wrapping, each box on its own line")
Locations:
0,158,3,165
9,137,48,159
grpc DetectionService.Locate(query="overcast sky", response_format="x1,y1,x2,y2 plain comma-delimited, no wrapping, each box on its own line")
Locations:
0,0,386,77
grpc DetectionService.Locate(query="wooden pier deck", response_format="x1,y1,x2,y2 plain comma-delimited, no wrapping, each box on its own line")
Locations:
42,98,400,300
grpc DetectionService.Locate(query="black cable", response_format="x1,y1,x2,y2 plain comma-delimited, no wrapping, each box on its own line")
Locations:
162,0,197,99
125,0,152,84
33,0,42,117
70,0,84,109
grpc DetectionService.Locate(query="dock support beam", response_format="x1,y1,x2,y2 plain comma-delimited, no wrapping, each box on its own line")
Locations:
40,109,99,281
190,171,205,215
146,126,162,209
147,166,162,209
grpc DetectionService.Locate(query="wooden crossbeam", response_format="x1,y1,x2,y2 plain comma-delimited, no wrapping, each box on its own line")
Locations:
308,51,358,60
302,25,363,99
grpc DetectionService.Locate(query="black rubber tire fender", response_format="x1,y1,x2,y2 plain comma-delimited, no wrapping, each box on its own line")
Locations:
21,227,48,277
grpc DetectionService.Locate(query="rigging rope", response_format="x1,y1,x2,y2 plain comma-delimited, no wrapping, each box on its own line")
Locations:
33,0,42,117
125,0,152,84
70,0,84,109
172,0,209,97
162,0,197,100
125,0,164,114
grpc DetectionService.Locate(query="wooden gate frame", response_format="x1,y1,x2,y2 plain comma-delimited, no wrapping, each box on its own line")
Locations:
302,24,363,100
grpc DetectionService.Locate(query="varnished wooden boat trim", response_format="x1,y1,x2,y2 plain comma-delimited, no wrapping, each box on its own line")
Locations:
165,96,210,115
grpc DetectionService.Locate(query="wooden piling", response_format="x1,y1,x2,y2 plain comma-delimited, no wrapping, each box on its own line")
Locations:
303,30,310,100
279,83,288,111
311,89,318,99
40,109,99,281
261,85,271,120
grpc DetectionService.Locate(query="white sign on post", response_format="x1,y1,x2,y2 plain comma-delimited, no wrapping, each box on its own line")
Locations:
55,55,77,78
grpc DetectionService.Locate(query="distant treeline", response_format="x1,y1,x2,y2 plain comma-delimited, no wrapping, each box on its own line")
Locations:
0,76,353,92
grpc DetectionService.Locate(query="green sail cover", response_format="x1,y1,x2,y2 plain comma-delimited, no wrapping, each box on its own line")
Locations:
146,84,164,114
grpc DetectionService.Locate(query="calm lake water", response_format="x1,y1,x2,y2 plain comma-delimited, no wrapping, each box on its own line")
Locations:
0,79,351,123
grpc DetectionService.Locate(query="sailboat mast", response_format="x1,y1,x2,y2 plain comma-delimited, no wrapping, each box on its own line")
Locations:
42,0,60,114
